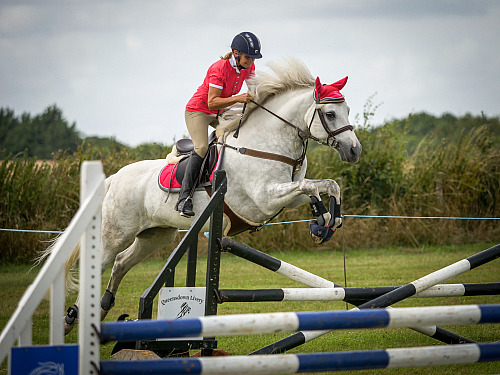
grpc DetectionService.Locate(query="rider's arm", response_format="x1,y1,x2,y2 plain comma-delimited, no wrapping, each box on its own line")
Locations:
207,86,253,111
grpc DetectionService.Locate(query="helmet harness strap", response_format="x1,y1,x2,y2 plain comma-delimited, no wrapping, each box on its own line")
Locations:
234,51,247,71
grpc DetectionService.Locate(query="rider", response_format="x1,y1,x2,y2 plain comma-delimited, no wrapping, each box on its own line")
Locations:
176,32,263,217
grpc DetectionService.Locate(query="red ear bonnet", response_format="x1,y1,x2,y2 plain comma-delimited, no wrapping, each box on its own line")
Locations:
315,76,348,103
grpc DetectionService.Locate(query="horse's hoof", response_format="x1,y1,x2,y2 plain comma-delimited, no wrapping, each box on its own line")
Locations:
309,219,336,244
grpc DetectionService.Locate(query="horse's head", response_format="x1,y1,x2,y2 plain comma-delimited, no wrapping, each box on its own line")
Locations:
308,76,362,163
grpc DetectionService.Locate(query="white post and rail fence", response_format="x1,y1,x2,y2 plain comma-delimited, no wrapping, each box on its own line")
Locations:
0,161,105,375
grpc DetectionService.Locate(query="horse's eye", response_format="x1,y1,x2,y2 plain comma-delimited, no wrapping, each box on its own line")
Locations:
326,111,336,119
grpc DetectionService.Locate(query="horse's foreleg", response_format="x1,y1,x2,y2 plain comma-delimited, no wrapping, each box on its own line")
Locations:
101,227,178,320
267,179,340,224
307,179,342,228
265,179,342,245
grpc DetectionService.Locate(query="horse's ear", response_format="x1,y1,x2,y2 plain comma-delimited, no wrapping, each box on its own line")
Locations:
315,77,325,99
331,76,348,91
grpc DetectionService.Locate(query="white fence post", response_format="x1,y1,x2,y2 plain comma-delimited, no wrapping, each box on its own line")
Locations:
0,161,105,375
79,161,104,375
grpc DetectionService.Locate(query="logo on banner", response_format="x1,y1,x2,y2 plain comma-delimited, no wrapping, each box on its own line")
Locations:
176,302,191,319
29,362,64,375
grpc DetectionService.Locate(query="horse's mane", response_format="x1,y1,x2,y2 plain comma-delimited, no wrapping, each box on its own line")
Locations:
216,57,315,138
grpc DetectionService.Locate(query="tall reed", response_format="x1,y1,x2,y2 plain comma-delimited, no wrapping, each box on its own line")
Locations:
1,123,498,263
0,142,171,263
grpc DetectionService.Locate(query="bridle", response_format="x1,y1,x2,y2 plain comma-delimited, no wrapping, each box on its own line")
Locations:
218,92,354,176
248,97,353,174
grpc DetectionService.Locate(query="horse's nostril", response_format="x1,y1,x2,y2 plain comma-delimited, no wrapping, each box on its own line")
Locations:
350,143,362,160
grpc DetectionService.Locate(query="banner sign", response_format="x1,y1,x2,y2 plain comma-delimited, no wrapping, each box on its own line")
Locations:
157,287,206,341
11,345,78,375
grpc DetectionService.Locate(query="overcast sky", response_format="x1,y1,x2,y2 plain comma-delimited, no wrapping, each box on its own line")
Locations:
1,1,499,146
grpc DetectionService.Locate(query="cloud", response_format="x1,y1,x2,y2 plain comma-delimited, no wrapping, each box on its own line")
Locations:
1,1,499,146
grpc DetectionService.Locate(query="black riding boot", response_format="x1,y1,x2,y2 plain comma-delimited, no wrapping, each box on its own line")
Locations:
176,152,205,217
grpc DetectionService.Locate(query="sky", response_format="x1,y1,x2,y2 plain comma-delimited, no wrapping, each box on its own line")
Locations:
1,1,499,147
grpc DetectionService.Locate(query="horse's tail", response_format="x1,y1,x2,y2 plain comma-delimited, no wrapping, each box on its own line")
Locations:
35,174,114,294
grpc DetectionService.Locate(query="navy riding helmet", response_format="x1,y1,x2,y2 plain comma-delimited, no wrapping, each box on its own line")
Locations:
231,32,262,59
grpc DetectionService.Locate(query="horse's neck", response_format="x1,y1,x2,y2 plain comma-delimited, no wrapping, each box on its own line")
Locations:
239,89,313,156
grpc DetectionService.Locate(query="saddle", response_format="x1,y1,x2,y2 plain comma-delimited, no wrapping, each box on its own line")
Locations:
158,132,219,192
158,132,258,236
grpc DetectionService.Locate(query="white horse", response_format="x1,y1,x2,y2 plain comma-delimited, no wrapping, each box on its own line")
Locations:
52,58,362,334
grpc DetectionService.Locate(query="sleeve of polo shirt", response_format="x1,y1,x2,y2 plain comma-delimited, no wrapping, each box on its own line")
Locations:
208,62,225,90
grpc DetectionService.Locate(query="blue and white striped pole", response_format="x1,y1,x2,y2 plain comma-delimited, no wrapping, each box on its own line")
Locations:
100,304,499,343
100,342,500,374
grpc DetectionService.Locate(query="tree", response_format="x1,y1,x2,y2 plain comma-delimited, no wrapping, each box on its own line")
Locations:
0,108,19,146
0,105,81,159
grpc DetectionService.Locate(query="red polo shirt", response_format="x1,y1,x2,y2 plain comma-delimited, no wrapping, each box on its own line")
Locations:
186,56,255,114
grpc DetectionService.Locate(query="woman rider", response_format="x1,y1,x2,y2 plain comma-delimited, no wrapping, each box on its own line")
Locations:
176,32,263,217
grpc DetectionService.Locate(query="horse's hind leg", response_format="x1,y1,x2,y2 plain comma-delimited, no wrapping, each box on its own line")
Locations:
64,226,137,335
100,227,178,320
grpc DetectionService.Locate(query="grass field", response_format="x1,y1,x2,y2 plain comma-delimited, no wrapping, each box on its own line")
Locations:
1,242,499,374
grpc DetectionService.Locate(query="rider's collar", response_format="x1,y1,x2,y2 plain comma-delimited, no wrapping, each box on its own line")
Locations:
229,55,241,73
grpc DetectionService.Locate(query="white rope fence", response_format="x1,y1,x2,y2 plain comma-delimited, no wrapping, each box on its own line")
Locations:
2,214,499,235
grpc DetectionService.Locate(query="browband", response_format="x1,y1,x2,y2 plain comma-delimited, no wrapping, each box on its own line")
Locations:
314,91,346,104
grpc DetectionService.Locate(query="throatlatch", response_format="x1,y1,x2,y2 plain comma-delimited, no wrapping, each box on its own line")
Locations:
309,196,342,244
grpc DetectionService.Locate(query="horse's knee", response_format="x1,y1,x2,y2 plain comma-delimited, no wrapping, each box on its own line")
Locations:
299,180,320,197
326,179,340,198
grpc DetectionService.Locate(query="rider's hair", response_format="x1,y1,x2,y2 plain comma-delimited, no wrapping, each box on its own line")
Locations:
221,51,234,60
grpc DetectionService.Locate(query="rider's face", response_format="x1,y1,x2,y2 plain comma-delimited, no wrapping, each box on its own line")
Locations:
236,52,255,69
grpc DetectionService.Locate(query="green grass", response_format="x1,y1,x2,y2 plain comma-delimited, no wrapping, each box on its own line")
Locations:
1,242,499,374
